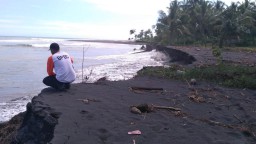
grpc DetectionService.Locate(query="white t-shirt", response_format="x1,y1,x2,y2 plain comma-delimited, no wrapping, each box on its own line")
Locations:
52,51,76,83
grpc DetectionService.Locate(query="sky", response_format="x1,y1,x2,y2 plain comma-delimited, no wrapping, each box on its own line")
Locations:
0,0,243,40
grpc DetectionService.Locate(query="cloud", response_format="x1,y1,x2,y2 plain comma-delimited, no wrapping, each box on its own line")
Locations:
0,18,154,39
0,19,20,24
39,20,139,39
40,1,172,39
77,0,170,39
82,0,170,16
0,1,171,39
0,19,23,31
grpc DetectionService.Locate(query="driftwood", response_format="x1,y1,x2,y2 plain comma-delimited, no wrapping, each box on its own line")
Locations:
130,87,163,91
130,103,181,114
76,98,101,104
153,105,181,111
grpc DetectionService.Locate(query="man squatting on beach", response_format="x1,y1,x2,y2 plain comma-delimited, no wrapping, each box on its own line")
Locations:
43,43,76,90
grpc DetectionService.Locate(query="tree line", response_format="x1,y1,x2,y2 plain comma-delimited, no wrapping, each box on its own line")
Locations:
130,0,256,48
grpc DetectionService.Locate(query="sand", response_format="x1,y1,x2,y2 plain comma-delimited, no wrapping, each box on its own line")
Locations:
33,76,256,143
169,46,256,67
1,45,256,144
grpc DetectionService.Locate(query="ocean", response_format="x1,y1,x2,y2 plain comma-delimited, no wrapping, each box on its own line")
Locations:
0,36,168,122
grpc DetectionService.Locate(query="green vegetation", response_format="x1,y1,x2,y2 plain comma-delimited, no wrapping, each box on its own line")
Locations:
130,0,256,48
132,0,256,89
137,64,256,89
129,29,154,42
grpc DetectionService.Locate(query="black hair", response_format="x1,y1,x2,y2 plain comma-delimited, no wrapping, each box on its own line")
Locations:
50,43,60,51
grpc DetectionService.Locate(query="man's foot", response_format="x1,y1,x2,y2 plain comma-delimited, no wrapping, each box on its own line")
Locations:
57,83,66,91
65,83,71,89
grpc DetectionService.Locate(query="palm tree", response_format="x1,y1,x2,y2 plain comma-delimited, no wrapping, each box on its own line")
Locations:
215,0,255,48
151,0,256,47
129,29,137,40
154,10,170,44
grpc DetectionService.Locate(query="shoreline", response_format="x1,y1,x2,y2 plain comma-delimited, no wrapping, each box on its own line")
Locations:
69,39,147,45
1,45,256,143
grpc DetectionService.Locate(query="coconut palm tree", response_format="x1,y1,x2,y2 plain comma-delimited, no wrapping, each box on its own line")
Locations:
151,0,256,47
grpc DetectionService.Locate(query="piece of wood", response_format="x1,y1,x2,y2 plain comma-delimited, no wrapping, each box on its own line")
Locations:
153,105,181,111
233,114,243,123
131,89,144,94
130,87,163,91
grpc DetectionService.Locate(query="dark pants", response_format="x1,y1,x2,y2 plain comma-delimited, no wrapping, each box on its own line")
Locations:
43,75,70,90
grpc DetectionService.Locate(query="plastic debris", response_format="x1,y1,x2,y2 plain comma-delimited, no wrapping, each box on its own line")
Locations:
128,130,142,135
190,78,197,85
130,107,142,114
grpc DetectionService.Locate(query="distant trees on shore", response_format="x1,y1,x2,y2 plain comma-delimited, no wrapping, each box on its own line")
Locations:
129,29,154,43
130,0,256,48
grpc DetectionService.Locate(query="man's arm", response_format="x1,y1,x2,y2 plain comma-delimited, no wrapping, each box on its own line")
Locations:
47,56,55,76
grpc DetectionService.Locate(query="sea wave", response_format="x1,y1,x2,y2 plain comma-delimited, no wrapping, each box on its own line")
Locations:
75,50,168,83
30,37,66,42
0,38,65,43
0,37,69,48
0,39,31,43
1,44,49,48
0,96,32,123
0,44,33,47
31,44,50,48
62,42,87,46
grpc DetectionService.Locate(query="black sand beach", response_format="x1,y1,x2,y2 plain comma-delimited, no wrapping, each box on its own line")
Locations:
1,45,256,144
3,77,256,144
